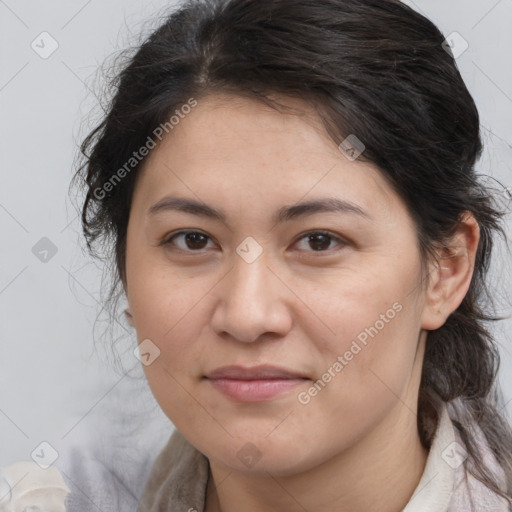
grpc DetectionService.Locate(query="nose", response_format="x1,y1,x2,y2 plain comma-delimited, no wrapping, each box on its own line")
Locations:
210,249,293,343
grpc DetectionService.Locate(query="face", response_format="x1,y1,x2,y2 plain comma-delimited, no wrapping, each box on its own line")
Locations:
125,93,430,476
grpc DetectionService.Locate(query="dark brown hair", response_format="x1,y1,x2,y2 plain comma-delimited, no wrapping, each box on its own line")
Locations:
72,0,512,505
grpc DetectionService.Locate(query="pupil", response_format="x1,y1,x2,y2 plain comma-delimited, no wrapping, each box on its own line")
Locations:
310,234,330,251
186,232,207,249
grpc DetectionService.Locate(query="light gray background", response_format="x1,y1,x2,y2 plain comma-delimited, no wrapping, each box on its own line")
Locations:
1,0,511,470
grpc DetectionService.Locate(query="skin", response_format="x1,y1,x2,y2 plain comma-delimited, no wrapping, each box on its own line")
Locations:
124,93,480,512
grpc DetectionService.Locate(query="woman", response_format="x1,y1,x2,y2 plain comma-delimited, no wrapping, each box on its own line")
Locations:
69,0,511,511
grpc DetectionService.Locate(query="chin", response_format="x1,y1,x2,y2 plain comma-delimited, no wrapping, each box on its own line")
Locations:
202,432,323,477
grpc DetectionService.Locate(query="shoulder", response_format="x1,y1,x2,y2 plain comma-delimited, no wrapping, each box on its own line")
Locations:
444,400,510,512
56,381,174,512
403,400,510,512
57,432,167,512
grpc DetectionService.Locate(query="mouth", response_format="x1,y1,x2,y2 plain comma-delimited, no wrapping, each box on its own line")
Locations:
204,365,310,402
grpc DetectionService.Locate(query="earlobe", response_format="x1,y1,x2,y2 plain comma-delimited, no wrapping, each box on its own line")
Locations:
420,213,480,331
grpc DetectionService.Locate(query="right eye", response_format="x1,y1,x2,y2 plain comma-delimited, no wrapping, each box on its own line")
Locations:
161,230,217,253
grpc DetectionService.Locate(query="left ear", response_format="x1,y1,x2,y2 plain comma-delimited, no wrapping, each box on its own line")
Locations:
420,212,480,331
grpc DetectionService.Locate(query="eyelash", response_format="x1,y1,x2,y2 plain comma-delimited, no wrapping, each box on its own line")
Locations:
160,229,348,256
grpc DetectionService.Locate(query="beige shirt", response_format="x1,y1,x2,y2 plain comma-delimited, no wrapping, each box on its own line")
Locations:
137,402,510,512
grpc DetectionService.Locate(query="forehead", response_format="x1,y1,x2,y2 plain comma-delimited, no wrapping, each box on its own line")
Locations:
132,93,404,223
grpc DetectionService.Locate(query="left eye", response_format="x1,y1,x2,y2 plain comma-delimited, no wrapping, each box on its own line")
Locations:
161,230,345,254
294,230,345,253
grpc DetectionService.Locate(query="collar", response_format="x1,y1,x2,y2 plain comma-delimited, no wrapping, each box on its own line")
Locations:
402,402,455,512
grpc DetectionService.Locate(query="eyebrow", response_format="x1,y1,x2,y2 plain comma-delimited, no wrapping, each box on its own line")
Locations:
148,195,371,225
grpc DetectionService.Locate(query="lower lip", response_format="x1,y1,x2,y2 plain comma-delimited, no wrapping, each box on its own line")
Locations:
207,378,307,402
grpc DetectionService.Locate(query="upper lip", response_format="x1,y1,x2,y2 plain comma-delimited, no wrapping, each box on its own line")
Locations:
205,365,308,380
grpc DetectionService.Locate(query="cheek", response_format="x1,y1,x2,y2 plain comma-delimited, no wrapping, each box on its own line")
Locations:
306,262,423,408
125,251,216,407
141,360,225,450
305,261,419,356
128,269,214,428
289,301,422,465
126,247,211,340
